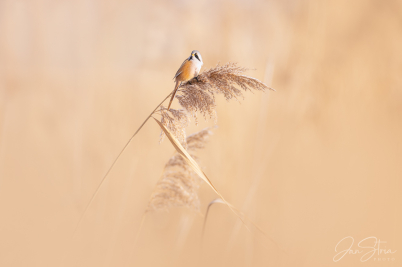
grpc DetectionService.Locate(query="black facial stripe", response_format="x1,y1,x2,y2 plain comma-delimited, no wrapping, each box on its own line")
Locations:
194,54,200,61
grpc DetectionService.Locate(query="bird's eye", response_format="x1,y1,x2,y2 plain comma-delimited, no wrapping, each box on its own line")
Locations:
194,53,200,61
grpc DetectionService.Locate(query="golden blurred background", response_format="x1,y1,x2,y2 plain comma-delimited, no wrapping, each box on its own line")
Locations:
0,0,401,266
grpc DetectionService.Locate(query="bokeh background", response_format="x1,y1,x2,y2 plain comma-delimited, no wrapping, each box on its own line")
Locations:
0,0,401,266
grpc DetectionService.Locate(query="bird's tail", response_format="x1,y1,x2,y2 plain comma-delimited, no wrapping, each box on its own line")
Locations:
167,81,181,110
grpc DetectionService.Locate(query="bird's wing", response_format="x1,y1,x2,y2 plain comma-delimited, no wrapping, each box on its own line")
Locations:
173,58,190,79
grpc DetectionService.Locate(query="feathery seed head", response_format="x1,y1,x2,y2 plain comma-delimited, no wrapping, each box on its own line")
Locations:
176,62,273,123
147,127,214,212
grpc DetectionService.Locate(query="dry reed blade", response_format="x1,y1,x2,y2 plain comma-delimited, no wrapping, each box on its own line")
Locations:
147,127,214,212
154,119,221,199
154,118,251,231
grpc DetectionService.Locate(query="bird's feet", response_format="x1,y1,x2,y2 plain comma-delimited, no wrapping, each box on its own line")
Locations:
187,76,200,85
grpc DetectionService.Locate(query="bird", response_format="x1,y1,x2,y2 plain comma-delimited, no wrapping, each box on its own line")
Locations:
167,50,203,110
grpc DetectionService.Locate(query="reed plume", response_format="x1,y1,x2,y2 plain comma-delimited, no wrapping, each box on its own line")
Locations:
177,62,273,122
159,62,273,144
147,127,214,212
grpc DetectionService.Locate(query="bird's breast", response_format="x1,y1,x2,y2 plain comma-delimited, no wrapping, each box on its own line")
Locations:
176,60,201,82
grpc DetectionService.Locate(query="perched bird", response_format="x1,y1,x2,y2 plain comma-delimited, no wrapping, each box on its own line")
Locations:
167,50,203,110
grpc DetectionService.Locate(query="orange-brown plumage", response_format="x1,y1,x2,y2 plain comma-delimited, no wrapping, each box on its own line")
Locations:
168,50,203,110
176,60,194,81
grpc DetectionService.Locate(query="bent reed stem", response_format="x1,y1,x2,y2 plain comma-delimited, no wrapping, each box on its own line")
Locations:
72,91,173,236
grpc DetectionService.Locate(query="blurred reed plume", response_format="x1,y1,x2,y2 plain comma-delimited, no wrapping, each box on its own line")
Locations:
147,127,214,212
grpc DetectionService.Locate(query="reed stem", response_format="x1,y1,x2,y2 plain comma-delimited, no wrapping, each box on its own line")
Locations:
73,91,173,235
